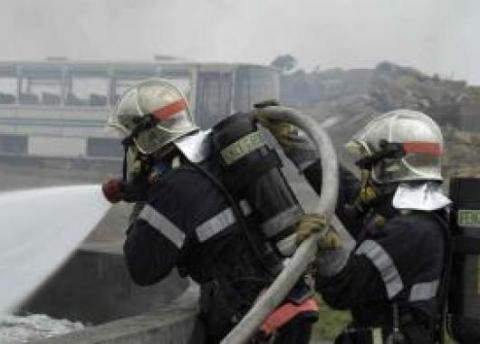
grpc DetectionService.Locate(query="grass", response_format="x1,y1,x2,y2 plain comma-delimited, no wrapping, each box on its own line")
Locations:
312,295,350,340
311,295,456,343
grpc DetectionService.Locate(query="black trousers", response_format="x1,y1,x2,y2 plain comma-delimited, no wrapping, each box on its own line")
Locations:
273,316,313,344
202,316,314,344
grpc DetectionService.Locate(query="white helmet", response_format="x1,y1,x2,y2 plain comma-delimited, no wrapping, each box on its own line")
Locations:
108,78,198,155
346,109,444,184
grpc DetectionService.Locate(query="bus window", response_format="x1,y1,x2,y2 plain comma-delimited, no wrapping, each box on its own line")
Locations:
0,78,17,105
20,77,62,106
67,77,108,107
234,66,279,112
195,72,233,128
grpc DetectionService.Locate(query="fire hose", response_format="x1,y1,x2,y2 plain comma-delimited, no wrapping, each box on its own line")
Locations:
220,106,339,344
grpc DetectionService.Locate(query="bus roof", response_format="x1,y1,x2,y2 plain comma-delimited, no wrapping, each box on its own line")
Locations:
0,59,278,77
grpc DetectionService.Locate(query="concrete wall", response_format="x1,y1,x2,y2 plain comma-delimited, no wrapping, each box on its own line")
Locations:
20,242,189,324
32,309,204,344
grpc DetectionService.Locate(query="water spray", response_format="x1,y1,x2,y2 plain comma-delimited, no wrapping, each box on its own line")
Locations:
0,185,111,315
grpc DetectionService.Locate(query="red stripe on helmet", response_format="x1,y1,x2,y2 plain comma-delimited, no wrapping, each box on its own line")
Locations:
403,142,442,155
152,98,187,120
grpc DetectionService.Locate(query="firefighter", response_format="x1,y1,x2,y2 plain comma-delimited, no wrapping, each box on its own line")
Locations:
101,79,318,343
261,109,451,344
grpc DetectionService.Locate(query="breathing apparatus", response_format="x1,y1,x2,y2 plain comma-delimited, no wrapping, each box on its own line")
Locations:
447,178,480,343
211,112,303,258
221,106,339,344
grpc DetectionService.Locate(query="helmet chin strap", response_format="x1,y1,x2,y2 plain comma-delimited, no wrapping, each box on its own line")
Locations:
350,169,380,214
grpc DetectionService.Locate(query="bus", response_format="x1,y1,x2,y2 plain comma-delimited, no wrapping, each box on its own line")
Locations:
0,59,279,159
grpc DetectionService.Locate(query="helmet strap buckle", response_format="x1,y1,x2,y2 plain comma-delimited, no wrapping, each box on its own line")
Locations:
355,140,406,170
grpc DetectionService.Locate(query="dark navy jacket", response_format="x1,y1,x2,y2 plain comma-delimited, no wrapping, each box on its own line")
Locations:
304,161,447,343
123,156,288,341
123,161,270,286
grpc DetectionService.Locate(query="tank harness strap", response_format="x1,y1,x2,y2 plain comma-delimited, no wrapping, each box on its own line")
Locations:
260,297,319,336
422,211,452,344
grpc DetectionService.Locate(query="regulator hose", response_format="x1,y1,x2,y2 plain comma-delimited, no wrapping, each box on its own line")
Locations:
220,106,339,344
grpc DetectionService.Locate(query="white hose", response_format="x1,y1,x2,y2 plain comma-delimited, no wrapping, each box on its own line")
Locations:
220,106,339,344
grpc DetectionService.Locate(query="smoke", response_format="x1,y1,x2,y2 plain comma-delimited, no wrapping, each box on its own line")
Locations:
0,0,478,83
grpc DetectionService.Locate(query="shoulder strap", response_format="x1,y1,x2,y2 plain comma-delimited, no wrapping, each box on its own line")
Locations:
422,211,452,344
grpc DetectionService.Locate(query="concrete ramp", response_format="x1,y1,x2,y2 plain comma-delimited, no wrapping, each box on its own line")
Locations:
32,308,203,344
21,242,189,324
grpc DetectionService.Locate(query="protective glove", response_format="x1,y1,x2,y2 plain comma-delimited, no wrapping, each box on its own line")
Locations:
102,177,125,204
254,101,317,171
296,213,351,278
295,213,342,250
101,176,150,204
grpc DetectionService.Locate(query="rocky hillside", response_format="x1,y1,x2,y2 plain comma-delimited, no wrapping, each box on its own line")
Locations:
443,127,480,178
279,62,480,178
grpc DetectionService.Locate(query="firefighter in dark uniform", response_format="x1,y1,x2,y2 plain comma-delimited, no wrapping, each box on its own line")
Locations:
101,79,318,343
261,109,451,344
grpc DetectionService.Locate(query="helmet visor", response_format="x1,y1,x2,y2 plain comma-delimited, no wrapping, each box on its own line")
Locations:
107,79,198,154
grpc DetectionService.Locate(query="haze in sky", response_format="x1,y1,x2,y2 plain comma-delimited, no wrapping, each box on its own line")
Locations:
0,0,478,83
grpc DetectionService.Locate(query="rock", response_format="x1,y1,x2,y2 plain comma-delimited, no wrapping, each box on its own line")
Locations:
280,61,477,133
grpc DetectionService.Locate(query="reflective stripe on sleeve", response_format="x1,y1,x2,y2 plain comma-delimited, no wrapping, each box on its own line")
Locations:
196,208,235,242
261,206,303,238
139,205,185,249
355,240,404,299
409,280,439,302
195,200,252,243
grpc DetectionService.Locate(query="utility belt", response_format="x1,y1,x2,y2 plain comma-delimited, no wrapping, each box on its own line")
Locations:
337,311,432,344
336,326,403,344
